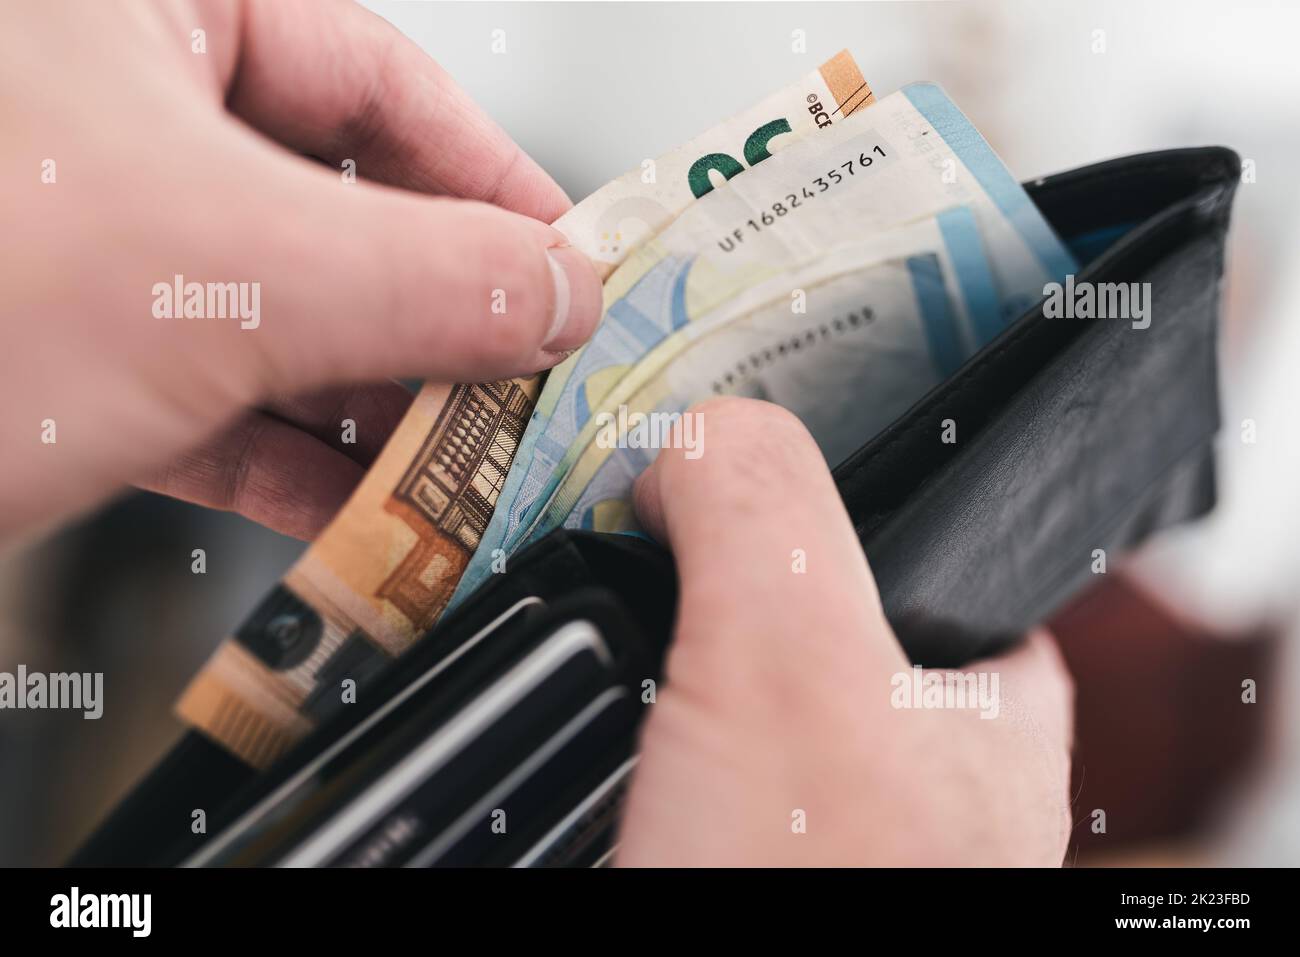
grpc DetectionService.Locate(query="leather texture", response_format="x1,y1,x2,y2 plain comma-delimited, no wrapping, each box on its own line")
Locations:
841,147,1238,662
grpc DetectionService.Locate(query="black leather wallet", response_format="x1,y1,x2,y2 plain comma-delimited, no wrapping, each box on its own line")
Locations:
71,146,1240,866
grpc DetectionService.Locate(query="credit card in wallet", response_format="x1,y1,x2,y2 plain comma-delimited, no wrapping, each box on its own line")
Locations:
192,616,623,866
185,595,551,866
282,621,618,867
374,686,636,867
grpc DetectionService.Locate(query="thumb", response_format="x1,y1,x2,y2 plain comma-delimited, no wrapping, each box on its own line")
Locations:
190,135,604,396
620,397,909,866
632,396,909,695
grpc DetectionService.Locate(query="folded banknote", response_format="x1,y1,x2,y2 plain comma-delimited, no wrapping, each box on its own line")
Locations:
457,81,1076,587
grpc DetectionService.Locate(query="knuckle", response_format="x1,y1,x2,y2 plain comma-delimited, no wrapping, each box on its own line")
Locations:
332,27,421,172
678,395,819,483
224,417,268,515
482,147,527,208
689,395,810,448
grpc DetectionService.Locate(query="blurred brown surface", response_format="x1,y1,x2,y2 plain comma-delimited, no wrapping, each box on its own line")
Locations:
1051,574,1278,863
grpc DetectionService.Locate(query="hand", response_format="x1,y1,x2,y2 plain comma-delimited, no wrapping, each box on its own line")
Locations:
0,0,601,541
618,397,1075,866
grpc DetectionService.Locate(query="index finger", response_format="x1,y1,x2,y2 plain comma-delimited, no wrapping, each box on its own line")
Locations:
220,0,571,222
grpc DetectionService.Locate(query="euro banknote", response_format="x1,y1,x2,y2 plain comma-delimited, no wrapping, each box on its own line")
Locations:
450,56,874,611
562,48,872,276
475,82,1077,566
174,378,542,766
176,52,871,767
539,218,1005,535
515,218,977,541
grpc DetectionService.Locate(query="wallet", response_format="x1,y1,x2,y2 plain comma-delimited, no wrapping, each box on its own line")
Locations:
70,146,1240,866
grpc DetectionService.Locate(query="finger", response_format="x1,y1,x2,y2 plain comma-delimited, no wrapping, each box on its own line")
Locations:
963,629,1076,861
262,380,414,465
221,0,571,222
632,396,910,690
969,629,1075,756
137,411,365,540
155,112,604,399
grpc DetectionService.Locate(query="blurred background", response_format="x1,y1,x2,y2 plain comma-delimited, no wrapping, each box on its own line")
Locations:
3,0,1299,865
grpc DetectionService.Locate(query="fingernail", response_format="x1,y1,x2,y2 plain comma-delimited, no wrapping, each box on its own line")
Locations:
543,245,603,352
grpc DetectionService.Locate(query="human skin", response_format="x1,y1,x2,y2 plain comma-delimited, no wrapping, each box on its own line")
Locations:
619,398,1074,866
1,2,1073,866
0,0,602,542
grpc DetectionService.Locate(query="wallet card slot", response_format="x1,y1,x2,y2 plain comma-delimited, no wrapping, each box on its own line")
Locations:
277,621,613,867
513,756,638,868
186,596,547,866
404,687,633,867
